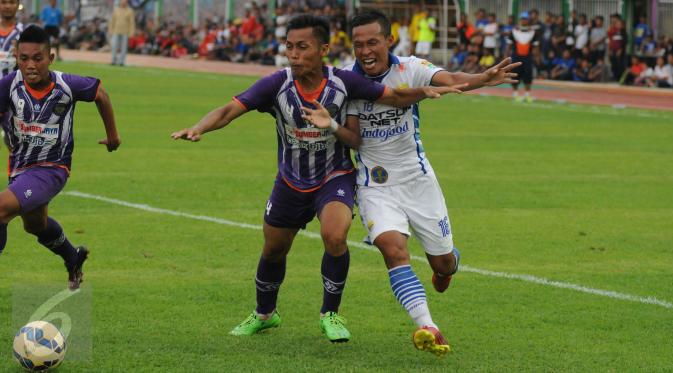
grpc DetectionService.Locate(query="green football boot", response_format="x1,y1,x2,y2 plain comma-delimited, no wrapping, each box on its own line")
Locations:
229,311,281,336
319,312,351,343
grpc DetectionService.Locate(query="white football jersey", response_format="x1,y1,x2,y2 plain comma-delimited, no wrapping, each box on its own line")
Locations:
345,55,443,186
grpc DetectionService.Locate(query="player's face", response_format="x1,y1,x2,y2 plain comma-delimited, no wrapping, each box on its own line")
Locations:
286,27,328,78
17,43,54,87
352,22,393,76
0,0,19,20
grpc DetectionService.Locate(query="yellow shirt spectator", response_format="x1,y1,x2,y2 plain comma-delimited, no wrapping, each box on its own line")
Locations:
391,21,400,44
418,16,436,43
330,30,351,49
410,12,425,42
479,54,495,68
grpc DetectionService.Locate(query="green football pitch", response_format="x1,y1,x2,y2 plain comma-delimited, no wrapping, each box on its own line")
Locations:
1,62,672,372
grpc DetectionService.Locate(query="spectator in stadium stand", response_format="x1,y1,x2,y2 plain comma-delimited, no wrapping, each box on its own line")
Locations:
410,5,423,51
541,12,554,57
40,0,63,60
644,56,673,88
550,14,566,55
633,15,652,50
108,0,136,66
448,44,467,71
572,58,591,82
274,5,289,41
482,13,498,56
461,52,480,74
479,48,495,70
573,13,589,58
415,10,436,60
608,16,627,81
589,16,607,64
456,12,474,47
241,9,263,47
622,55,647,85
471,8,486,47
393,17,411,57
550,49,576,80
328,21,351,64
474,8,488,29
499,15,514,58
529,9,543,45
588,58,610,82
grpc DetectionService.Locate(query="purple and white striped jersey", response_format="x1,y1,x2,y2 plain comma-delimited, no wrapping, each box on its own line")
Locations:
0,23,23,77
0,70,100,177
235,65,386,191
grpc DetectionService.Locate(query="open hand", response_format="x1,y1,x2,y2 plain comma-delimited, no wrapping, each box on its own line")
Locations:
171,128,202,142
483,57,521,86
301,101,332,129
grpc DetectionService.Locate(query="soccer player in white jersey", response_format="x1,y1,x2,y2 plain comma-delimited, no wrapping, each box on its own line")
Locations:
172,14,460,343
343,10,519,355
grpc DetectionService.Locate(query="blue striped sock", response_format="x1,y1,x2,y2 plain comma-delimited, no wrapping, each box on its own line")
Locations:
389,265,436,328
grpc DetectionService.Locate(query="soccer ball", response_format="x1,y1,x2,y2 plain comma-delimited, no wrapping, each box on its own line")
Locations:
12,321,67,371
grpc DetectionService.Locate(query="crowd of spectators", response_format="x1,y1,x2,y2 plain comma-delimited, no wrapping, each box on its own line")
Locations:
450,8,673,88
47,1,350,67
26,1,673,89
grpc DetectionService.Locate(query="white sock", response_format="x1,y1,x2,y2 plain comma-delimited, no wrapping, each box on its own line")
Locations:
409,302,438,329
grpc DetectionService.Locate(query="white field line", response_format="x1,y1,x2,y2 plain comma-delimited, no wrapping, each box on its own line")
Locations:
63,190,672,310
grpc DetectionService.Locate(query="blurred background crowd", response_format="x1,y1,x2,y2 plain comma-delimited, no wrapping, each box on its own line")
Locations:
16,0,673,88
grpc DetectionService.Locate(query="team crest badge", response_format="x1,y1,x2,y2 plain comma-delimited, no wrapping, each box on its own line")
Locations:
54,103,67,115
371,166,388,184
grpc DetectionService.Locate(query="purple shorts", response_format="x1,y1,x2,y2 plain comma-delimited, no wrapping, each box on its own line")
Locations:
264,172,356,229
8,166,69,213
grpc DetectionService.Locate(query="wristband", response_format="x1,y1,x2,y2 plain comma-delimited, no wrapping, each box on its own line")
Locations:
329,118,340,133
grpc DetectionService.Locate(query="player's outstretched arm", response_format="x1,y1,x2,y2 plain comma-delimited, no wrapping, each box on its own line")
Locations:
171,101,247,142
301,101,361,149
376,84,467,108
94,87,121,152
432,57,521,91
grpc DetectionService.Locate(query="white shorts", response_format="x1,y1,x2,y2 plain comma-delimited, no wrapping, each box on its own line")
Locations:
415,41,432,56
357,173,454,256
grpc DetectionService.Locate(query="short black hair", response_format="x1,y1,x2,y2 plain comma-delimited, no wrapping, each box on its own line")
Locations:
17,25,51,50
350,9,391,37
286,14,330,44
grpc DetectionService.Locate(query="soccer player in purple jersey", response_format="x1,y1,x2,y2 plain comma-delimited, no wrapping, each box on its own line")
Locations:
172,14,461,342
0,26,121,290
0,0,23,148
0,0,22,77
